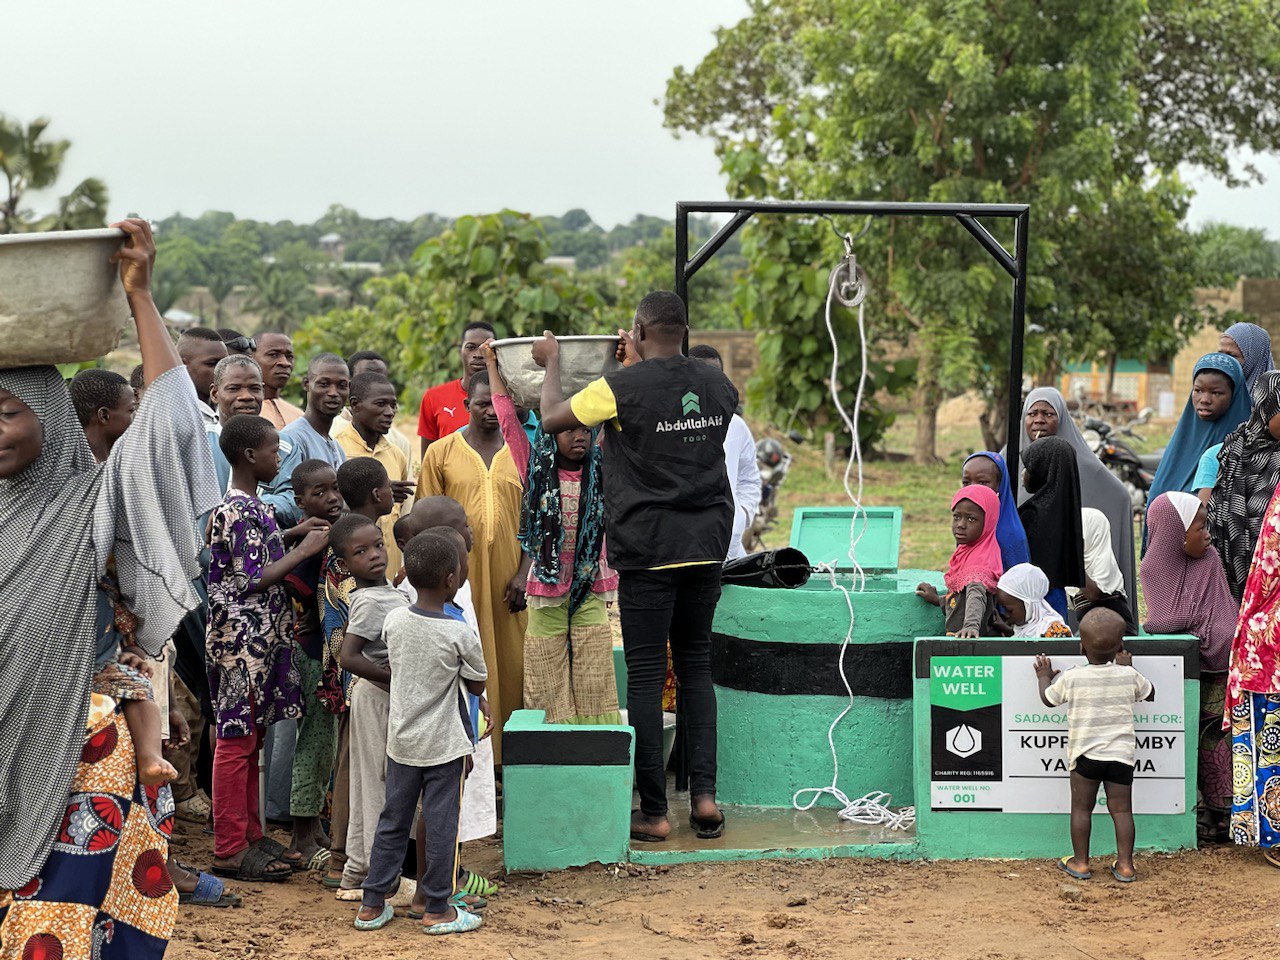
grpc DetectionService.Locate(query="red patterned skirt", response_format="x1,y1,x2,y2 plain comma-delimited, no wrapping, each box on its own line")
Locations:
0,694,176,959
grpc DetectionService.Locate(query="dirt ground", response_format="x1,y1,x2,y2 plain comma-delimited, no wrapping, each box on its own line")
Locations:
166,826,1273,960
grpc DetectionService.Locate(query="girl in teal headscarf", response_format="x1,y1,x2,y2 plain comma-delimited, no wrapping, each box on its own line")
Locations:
1144,353,1251,552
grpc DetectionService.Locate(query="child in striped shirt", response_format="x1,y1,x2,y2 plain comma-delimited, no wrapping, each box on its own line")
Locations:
1035,607,1154,883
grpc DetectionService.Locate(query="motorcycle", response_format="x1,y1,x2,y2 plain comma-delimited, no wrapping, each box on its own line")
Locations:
742,434,799,552
1080,409,1161,517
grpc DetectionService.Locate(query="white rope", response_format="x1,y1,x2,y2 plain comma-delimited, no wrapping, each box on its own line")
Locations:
790,242,913,830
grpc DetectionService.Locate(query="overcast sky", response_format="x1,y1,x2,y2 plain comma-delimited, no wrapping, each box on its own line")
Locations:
5,1,1275,232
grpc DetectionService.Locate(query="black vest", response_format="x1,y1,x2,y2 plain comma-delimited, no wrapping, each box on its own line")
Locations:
600,356,738,569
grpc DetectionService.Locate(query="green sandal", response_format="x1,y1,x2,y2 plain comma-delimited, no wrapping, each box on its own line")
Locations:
457,869,497,899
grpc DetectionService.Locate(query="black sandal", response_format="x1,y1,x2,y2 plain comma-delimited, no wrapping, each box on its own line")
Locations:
252,836,303,867
212,846,292,882
689,809,725,840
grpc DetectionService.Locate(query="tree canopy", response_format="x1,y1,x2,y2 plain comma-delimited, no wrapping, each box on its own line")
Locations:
663,0,1280,457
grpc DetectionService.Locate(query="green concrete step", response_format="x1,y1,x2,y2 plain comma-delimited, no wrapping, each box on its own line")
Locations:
628,791,918,866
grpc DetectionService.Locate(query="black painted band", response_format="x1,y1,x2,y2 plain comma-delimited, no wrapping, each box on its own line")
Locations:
913,638,1201,679
711,633,913,700
502,729,632,766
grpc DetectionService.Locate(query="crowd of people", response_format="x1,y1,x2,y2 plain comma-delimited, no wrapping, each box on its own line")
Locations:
918,319,1280,874
0,225,757,954
8,224,1280,955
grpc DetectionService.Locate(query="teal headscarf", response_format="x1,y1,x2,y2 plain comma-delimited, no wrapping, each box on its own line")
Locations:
1144,353,1250,551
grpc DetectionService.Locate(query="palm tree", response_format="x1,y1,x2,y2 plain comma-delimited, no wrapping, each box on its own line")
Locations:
0,115,108,234
245,263,317,332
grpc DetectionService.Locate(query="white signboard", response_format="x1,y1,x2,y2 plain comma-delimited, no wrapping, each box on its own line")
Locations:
928,653,1186,815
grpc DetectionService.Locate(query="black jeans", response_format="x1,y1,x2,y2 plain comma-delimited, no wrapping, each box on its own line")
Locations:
618,565,723,817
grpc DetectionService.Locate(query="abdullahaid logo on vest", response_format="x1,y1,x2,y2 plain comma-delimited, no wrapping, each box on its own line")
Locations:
654,391,722,434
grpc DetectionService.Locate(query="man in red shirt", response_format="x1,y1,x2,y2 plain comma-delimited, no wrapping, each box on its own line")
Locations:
417,321,493,459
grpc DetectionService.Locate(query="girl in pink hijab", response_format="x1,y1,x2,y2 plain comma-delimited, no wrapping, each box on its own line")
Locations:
916,485,1003,638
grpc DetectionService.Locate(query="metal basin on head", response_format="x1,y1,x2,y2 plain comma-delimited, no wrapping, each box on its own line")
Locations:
490,335,622,409
0,228,130,367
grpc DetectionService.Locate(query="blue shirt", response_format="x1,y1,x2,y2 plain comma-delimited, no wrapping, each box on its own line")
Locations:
1194,443,1222,492
263,417,346,527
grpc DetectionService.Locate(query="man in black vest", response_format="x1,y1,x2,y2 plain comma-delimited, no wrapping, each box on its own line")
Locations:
535,291,737,841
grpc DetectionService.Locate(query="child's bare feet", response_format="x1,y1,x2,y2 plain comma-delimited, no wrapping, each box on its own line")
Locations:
138,754,177,786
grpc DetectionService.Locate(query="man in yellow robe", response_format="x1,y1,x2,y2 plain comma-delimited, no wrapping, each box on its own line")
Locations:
416,371,530,763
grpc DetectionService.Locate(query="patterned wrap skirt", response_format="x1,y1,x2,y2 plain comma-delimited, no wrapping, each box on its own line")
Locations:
1230,692,1280,849
0,694,176,959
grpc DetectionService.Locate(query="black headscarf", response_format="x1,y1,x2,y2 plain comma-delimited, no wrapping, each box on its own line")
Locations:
1018,436,1086,590
1208,370,1280,599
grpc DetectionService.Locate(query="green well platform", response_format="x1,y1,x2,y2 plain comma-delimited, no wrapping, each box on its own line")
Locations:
501,507,1201,871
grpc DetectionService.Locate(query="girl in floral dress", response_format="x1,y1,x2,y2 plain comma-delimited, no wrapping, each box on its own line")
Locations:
206,414,329,882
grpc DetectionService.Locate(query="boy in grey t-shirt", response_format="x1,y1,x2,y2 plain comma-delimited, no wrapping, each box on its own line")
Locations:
355,531,489,937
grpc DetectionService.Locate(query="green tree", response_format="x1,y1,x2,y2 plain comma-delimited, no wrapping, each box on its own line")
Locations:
664,0,1280,459
245,263,317,332
1193,222,1280,286
0,115,108,233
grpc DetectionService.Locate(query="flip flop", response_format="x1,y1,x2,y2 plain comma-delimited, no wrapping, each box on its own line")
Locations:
212,847,292,883
297,848,330,873
178,869,242,908
353,902,394,932
1263,849,1280,869
1056,856,1092,880
630,828,667,843
689,809,726,840
321,871,345,889
1110,860,1136,883
423,906,482,936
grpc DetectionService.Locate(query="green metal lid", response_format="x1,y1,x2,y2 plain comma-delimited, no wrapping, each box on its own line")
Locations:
789,506,902,574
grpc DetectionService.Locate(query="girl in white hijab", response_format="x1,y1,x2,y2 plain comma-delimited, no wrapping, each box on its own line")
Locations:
995,563,1073,638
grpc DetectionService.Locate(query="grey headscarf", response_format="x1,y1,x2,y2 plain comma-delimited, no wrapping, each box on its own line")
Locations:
1003,387,1137,605
0,364,217,888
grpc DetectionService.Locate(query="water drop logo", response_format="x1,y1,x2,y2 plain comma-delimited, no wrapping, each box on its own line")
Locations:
681,392,701,416
945,724,982,759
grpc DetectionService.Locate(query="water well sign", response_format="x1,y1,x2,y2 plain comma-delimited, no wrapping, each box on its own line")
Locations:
924,646,1187,815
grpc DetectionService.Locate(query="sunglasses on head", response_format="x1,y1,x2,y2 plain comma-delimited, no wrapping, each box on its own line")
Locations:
225,336,256,353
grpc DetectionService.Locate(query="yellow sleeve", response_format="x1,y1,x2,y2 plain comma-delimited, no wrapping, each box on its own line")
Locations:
569,377,618,428
415,438,446,500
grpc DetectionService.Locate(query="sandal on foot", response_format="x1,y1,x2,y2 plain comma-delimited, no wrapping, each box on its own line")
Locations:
1110,860,1136,883
178,869,242,907
212,847,292,883
353,902,394,931
175,794,211,823
299,848,330,872
689,809,725,840
412,893,486,919
1056,856,1092,880
321,871,345,889
423,907,482,935
457,869,497,898
252,836,303,868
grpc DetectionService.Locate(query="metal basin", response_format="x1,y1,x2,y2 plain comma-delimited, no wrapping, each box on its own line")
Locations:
0,228,130,367
491,335,622,408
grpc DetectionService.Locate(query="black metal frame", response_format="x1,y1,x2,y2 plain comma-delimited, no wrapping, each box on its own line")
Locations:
675,199,1031,470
